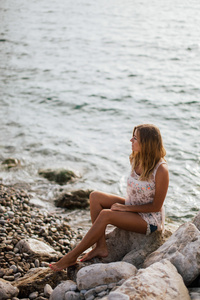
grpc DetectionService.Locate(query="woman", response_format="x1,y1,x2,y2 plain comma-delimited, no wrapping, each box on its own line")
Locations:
50,124,169,271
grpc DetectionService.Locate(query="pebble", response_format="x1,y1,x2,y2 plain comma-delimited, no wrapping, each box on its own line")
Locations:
44,284,53,297
0,183,77,300
41,261,49,267
108,283,117,290
8,211,15,218
95,285,108,293
14,272,21,279
10,264,18,273
29,291,39,299
34,259,40,268
117,279,126,286
3,275,15,281
84,289,96,299
98,291,108,298
85,296,95,300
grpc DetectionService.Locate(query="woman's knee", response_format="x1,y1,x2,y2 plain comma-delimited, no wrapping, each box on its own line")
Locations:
99,209,111,221
89,190,98,203
89,190,103,205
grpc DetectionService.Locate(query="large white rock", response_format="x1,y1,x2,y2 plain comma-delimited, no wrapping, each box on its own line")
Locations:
49,280,77,300
16,238,61,260
143,222,200,286
104,260,190,300
0,279,19,300
101,227,172,268
77,262,137,290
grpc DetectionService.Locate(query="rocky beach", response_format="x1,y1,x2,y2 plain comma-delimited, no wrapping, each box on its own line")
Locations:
0,182,200,300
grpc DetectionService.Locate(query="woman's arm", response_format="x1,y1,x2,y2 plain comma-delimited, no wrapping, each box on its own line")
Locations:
111,164,169,213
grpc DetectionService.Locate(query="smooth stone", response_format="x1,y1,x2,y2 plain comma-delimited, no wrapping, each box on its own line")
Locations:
143,222,200,286
0,278,19,299
84,289,96,299
85,296,95,300
44,283,53,297
29,291,39,299
34,259,40,268
55,189,92,209
14,273,21,280
10,265,18,273
107,283,117,290
105,260,190,300
95,285,108,293
41,262,50,268
98,291,108,297
3,275,15,281
7,211,15,218
38,169,77,185
16,238,61,260
189,288,200,300
77,262,137,290
0,206,6,213
50,280,77,300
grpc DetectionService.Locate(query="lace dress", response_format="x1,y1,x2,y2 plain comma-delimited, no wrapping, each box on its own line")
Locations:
125,161,166,234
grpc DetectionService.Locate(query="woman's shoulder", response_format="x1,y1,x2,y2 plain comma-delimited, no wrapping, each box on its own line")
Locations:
156,159,168,169
153,159,168,176
155,160,169,181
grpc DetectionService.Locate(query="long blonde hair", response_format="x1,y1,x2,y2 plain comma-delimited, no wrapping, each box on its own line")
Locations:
129,124,166,180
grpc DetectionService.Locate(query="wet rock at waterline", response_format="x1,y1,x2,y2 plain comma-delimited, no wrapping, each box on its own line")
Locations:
55,189,92,209
2,158,21,169
38,169,78,185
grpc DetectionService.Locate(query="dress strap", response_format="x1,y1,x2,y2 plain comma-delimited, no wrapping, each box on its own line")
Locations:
153,161,167,177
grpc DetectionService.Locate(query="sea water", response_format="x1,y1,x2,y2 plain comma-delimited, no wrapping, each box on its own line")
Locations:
0,0,199,229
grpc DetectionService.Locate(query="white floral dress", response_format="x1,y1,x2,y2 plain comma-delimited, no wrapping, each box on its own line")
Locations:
125,161,166,234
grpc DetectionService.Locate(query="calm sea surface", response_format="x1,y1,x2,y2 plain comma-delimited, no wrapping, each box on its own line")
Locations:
0,0,200,229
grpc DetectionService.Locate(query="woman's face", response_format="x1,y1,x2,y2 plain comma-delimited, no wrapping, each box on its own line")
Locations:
130,129,141,153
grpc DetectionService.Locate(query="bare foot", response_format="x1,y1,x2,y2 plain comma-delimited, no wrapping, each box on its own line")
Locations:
49,254,77,271
81,246,108,262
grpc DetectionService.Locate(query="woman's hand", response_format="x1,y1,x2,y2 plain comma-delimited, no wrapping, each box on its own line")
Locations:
111,203,127,212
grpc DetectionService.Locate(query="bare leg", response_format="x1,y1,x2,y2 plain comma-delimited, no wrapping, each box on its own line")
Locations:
49,209,147,271
81,191,125,261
